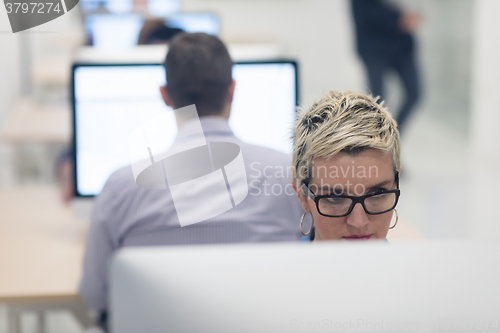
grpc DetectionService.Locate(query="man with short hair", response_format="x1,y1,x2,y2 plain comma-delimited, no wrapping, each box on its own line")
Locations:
79,33,303,331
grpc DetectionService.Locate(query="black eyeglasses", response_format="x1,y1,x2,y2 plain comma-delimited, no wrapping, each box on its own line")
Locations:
302,172,400,218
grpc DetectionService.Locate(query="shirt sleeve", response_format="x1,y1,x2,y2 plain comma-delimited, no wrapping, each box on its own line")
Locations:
78,182,119,312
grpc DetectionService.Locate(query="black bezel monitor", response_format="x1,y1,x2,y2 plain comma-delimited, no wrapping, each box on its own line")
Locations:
71,61,299,197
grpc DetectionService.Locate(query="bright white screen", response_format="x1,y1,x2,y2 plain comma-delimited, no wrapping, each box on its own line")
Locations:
74,63,297,196
230,64,296,155
86,14,144,50
165,13,220,35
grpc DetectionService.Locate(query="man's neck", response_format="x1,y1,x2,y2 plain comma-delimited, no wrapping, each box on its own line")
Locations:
174,107,230,128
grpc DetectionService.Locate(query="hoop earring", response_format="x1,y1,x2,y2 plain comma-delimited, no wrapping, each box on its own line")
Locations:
300,212,314,236
389,209,398,229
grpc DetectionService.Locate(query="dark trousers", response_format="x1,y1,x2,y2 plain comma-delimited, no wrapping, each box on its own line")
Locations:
99,311,108,333
362,53,420,133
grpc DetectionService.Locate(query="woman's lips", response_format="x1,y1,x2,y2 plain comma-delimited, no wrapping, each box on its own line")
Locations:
343,235,372,240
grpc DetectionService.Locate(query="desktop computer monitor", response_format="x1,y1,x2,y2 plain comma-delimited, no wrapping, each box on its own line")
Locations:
71,61,298,197
165,13,220,36
85,13,144,49
110,241,500,333
83,10,216,49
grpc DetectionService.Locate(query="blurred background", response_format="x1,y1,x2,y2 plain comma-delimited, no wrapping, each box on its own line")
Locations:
2,0,496,237
0,0,499,330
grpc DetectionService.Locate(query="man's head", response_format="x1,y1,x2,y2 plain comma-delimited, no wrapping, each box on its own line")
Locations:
160,32,235,117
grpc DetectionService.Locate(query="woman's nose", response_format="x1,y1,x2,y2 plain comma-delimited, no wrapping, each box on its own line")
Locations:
345,202,370,229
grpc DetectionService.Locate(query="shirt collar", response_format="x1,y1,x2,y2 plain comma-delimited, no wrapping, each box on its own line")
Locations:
176,116,234,142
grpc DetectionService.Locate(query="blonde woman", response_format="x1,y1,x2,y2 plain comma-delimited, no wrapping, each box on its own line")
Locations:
292,91,401,241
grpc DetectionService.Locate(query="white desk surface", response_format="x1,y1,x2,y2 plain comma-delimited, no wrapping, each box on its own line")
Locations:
0,186,86,303
0,100,71,144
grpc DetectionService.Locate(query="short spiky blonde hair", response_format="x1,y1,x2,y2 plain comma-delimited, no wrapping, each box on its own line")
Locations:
292,91,401,186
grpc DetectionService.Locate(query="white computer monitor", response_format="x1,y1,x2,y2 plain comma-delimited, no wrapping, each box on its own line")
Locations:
165,13,220,36
85,13,145,50
71,61,298,197
84,11,217,50
110,241,500,333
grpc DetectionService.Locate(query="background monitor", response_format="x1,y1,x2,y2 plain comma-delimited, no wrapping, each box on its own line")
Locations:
111,241,500,333
165,13,220,35
72,61,298,197
85,14,144,49
84,12,219,49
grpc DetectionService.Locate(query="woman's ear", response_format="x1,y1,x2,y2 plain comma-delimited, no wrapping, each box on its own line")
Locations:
292,182,312,213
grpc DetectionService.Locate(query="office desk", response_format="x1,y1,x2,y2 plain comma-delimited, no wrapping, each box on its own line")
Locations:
0,186,90,333
1,100,70,144
0,186,424,332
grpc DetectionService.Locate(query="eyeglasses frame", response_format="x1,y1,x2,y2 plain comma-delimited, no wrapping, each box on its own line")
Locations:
301,172,400,218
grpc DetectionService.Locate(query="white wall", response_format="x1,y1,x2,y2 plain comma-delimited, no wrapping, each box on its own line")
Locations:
471,0,500,157
0,9,20,187
0,10,20,123
470,0,500,239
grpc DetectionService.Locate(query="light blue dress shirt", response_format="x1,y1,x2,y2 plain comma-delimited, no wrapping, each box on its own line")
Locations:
79,117,304,311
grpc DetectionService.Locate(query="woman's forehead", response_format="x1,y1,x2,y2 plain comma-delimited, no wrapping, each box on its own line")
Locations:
313,149,392,166
310,150,394,183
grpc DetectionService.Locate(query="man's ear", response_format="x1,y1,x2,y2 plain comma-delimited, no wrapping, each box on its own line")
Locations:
160,85,173,107
292,182,311,213
226,80,236,103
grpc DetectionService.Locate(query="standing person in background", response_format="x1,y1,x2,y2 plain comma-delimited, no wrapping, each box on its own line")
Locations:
351,0,421,134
